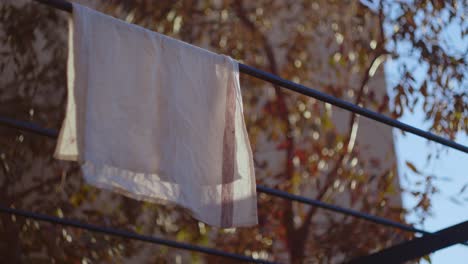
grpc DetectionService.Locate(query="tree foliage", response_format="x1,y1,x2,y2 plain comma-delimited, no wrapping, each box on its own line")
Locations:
0,0,465,263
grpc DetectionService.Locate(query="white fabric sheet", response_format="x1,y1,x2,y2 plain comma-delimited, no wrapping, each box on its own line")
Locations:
55,3,257,227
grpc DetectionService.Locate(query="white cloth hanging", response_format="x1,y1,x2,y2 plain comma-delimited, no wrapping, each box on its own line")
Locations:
55,3,257,227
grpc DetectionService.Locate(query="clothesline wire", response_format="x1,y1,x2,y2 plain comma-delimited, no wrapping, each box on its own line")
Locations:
0,206,276,264
31,0,468,154
237,65,468,154
3,115,465,245
345,220,468,264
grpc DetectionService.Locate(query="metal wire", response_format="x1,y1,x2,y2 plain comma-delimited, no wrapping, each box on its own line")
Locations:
238,64,468,153
345,220,468,264
30,0,468,154
34,0,71,12
0,116,58,138
0,206,277,264
256,185,430,235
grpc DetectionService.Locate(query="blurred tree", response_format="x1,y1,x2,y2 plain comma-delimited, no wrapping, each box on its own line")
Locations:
0,0,465,263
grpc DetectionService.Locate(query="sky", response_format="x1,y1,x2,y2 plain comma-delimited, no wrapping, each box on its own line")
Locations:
384,6,468,262
394,107,468,264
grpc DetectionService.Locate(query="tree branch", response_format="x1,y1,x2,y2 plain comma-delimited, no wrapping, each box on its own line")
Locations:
297,7,391,252
14,176,61,199
234,0,298,260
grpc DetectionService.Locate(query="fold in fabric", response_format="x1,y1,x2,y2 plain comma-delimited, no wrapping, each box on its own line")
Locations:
55,3,257,227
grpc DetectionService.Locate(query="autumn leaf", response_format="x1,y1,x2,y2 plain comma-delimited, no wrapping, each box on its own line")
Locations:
405,161,420,174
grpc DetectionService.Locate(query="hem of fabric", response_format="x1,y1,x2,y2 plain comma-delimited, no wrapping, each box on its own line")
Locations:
54,154,80,161
84,176,258,228
81,161,258,228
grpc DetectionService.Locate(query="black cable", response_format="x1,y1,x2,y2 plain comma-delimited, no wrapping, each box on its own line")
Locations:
0,206,277,264
30,0,468,154
0,116,58,138
34,0,71,12
345,220,468,264
0,116,451,241
238,64,468,153
256,185,430,235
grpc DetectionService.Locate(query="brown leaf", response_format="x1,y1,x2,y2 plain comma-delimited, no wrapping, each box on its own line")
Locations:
405,161,420,174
